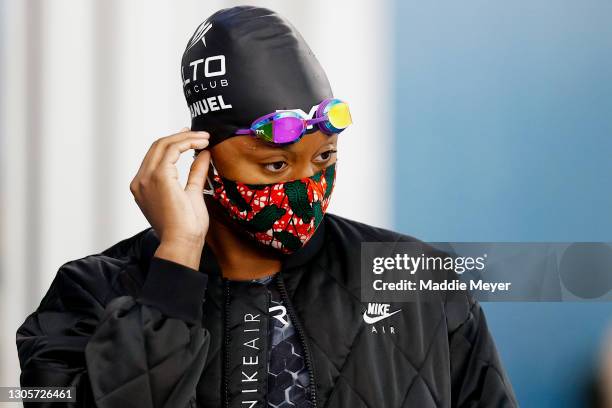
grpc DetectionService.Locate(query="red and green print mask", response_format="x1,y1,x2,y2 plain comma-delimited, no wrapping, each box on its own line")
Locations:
204,163,336,254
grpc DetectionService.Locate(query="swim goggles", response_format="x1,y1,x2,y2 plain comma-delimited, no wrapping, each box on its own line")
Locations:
234,98,352,144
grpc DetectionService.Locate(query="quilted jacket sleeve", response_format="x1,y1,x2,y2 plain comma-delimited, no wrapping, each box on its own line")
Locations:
446,293,518,407
16,255,210,408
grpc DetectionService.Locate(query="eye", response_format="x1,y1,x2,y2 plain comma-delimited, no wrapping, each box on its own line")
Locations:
314,149,337,163
263,161,288,172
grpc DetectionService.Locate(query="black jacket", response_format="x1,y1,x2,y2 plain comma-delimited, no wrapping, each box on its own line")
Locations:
16,213,518,407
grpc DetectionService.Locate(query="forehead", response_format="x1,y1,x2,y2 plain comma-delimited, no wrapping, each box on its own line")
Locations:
211,131,338,158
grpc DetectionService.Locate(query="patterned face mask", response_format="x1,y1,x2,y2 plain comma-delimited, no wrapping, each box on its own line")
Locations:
204,162,336,254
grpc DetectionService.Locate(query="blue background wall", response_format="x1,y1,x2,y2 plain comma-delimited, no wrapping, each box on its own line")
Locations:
393,1,612,406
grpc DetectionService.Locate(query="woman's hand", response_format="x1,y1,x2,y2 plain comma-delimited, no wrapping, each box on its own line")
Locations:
130,128,211,270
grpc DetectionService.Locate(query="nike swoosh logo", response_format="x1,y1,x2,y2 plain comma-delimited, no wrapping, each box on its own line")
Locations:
362,309,401,324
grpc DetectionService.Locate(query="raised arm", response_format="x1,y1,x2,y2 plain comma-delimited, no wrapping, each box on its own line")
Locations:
17,128,214,407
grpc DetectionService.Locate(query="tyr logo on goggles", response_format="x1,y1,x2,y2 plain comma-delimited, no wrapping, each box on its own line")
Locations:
235,98,352,145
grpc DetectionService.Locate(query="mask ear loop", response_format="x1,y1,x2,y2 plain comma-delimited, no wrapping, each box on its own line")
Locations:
202,160,218,196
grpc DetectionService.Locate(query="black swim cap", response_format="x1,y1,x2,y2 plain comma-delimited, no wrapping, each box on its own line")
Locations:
181,5,334,147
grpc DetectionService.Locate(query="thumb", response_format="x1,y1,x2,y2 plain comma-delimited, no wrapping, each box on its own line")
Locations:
185,149,211,193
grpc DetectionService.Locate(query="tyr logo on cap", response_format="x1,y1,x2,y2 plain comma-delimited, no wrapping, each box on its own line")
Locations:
186,21,213,51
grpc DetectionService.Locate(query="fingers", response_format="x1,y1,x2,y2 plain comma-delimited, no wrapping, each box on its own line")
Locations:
139,128,194,170
185,149,211,193
141,130,209,175
149,130,208,167
160,137,210,167
131,129,210,196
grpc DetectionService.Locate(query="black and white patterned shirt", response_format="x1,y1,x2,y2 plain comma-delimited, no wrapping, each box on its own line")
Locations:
253,274,312,408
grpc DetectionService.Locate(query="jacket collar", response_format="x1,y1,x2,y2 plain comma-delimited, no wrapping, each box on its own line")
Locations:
138,217,327,277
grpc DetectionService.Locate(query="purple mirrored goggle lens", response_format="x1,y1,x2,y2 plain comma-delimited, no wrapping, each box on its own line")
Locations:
271,115,306,144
